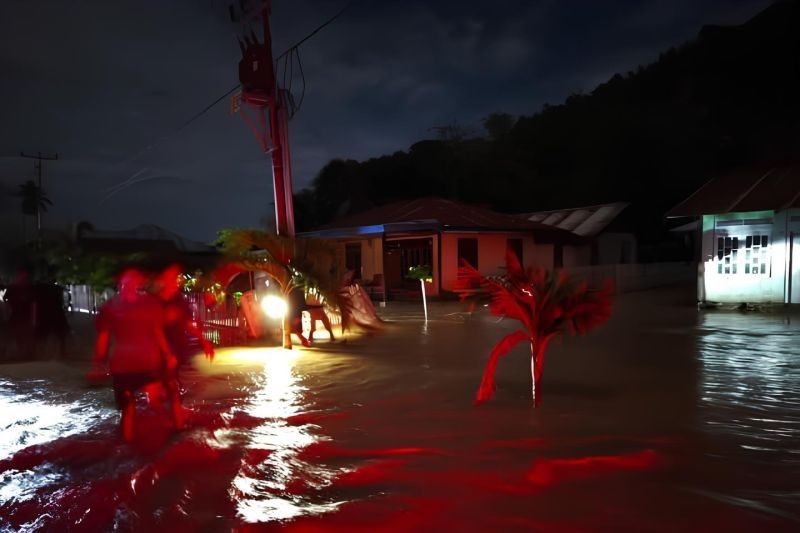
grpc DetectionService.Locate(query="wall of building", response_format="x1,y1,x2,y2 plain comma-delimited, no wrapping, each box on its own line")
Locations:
563,245,591,268
440,232,536,292
596,232,637,264
700,209,796,303
529,243,554,269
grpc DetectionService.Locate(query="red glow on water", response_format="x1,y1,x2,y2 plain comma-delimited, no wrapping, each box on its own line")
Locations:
527,449,663,487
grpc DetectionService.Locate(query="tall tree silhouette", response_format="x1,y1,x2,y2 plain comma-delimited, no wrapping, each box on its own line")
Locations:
17,180,51,241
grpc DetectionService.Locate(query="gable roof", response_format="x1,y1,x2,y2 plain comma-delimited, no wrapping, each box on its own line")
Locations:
517,202,629,237
80,224,217,254
666,165,800,217
305,197,582,243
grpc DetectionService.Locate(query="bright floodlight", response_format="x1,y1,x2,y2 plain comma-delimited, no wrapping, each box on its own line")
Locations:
261,294,287,319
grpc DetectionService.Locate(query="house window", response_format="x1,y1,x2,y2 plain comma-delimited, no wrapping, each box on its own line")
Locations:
458,238,478,269
507,238,523,266
716,236,739,274
345,242,362,279
716,234,770,275
744,235,769,275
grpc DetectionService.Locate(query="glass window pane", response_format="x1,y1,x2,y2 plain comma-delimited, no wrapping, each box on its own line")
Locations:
745,264,750,274
732,237,739,249
746,236,752,248
761,263,766,274
762,236,768,247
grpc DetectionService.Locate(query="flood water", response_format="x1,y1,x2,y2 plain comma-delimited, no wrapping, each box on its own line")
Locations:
1,286,798,531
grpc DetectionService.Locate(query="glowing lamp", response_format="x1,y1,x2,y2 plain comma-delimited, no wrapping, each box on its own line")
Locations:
261,294,287,319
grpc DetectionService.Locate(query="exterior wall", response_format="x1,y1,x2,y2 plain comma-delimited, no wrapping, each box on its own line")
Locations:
361,237,383,282
700,210,792,303
440,232,536,292
529,243,554,269
563,245,591,268
336,236,383,283
596,232,637,264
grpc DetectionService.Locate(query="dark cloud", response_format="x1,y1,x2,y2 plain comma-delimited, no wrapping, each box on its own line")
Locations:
0,0,772,242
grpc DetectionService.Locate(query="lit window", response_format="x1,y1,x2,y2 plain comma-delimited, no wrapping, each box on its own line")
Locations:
744,235,769,275
716,236,738,274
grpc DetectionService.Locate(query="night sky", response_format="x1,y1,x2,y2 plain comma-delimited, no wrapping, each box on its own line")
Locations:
0,0,772,243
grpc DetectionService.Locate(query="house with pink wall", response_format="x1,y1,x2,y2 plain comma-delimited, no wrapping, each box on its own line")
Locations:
299,197,580,300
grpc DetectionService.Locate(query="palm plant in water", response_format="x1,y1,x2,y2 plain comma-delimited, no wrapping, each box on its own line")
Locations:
456,250,613,407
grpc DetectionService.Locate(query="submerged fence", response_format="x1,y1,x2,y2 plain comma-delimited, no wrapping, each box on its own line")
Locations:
564,262,696,293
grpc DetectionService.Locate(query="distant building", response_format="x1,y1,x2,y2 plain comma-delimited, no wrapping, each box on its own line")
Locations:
300,197,580,299
516,202,635,267
667,166,800,305
77,223,219,270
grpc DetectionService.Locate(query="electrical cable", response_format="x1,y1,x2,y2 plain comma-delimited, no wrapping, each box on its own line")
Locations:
102,0,353,201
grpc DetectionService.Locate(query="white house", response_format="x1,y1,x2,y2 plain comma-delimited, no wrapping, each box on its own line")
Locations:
299,197,580,299
667,166,800,305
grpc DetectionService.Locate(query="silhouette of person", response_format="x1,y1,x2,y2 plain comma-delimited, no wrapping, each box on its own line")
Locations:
3,270,35,359
88,268,184,442
153,264,214,365
33,281,69,358
287,286,310,347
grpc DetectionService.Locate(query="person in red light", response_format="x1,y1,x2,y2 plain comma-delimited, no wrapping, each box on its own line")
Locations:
88,268,184,442
154,263,214,365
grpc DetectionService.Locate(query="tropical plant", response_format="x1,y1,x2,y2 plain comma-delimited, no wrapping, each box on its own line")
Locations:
456,250,613,407
17,180,51,216
407,264,432,322
214,228,343,348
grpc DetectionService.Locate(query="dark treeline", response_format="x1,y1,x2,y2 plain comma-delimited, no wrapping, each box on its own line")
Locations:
294,0,800,251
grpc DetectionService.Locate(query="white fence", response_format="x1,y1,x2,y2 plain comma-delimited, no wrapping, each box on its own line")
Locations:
564,262,696,293
66,285,115,314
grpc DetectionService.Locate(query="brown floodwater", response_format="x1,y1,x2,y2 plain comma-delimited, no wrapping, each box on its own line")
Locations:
1,286,798,531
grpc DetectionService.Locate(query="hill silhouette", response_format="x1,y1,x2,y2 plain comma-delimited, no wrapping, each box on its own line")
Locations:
294,0,800,259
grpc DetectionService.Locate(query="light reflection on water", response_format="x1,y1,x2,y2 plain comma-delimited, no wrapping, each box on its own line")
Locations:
224,349,342,523
0,379,114,459
697,312,800,517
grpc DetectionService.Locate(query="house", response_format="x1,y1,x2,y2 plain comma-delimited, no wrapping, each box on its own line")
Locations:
299,197,581,299
666,165,800,305
517,202,635,267
77,223,219,270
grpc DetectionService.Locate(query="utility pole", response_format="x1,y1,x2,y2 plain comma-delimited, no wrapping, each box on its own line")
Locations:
232,0,295,237
20,151,58,241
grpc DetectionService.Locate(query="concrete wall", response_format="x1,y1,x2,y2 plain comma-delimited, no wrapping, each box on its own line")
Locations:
440,232,537,291
699,209,800,304
530,243,554,269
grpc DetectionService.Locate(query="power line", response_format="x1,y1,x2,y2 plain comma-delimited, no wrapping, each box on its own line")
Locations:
103,0,354,201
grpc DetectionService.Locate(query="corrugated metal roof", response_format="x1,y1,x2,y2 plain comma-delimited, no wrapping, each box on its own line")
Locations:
667,165,800,217
310,197,582,243
517,202,629,237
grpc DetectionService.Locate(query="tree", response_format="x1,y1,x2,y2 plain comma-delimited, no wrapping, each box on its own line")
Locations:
482,112,516,141
214,228,344,349
17,180,51,241
456,250,613,407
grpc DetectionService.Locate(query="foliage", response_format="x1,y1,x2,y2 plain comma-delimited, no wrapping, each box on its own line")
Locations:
406,264,432,282
456,250,613,406
214,228,339,299
17,180,51,216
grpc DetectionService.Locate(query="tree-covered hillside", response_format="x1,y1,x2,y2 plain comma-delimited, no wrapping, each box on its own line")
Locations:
294,0,800,251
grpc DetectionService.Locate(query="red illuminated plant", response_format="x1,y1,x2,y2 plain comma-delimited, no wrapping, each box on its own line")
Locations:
456,250,613,407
